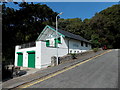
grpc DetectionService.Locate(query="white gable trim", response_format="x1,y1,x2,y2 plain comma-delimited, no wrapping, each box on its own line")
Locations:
36,25,65,41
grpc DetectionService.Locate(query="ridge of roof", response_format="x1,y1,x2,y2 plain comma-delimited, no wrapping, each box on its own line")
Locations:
48,25,90,43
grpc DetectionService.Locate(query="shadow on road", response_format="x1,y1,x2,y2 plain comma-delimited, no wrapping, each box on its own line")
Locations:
2,64,27,82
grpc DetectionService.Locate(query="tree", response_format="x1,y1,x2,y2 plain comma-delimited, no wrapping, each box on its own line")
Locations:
58,18,84,35
2,3,120,63
2,2,58,63
58,4,120,49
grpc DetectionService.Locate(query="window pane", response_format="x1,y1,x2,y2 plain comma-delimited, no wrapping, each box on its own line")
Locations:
54,39,58,47
85,42,88,47
81,41,83,46
58,37,61,43
46,40,50,47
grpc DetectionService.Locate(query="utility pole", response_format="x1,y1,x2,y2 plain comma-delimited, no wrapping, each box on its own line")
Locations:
56,12,63,65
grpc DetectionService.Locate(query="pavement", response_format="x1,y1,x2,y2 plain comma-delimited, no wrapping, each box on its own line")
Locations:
2,49,114,89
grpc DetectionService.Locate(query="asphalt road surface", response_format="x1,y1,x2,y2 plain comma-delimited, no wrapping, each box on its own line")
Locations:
27,49,118,88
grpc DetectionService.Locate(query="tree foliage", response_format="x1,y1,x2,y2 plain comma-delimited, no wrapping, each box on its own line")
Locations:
58,18,83,35
2,2,58,63
58,4,120,49
2,3,120,63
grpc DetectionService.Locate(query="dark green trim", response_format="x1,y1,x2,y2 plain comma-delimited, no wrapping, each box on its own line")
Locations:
17,52,23,54
27,51,35,53
54,38,58,47
58,37,61,44
46,40,50,47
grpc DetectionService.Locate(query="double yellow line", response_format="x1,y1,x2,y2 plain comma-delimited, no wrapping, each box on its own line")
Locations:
17,50,112,88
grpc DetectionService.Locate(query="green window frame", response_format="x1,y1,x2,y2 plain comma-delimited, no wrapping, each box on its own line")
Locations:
54,38,58,47
58,37,61,44
54,37,61,47
46,40,50,47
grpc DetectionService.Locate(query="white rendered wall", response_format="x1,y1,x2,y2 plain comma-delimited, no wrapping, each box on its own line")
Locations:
68,38,92,53
14,46,20,67
36,41,41,68
40,36,68,68
15,36,92,69
40,37,92,68
15,46,37,68
40,28,61,41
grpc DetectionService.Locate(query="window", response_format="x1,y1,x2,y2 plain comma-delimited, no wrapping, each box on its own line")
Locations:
77,51,79,53
54,39,58,47
74,51,76,53
88,44,90,47
54,37,61,47
58,37,61,44
81,41,83,46
46,40,50,47
73,44,79,47
85,42,88,47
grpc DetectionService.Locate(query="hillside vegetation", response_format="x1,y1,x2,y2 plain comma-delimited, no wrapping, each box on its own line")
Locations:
58,4,120,48
2,2,120,63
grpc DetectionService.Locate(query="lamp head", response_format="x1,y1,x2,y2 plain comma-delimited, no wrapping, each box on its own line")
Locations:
58,12,63,16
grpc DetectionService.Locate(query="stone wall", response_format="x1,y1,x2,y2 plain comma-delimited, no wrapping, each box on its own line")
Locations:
59,50,94,64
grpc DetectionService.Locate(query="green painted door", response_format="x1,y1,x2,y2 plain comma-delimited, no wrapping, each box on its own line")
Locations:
17,53,23,66
28,52,35,68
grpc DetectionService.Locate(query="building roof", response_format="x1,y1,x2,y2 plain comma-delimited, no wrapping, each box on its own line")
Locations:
49,25,90,43
37,25,91,43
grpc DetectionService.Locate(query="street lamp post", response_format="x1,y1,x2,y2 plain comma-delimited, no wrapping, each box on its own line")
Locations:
56,12,63,65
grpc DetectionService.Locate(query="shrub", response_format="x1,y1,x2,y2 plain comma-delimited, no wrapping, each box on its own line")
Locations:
70,53,77,59
93,48,99,52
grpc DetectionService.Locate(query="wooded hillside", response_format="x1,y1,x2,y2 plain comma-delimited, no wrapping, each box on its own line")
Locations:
58,4,120,48
2,2,120,63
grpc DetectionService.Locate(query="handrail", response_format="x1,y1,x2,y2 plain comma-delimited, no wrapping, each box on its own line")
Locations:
19,42,36,49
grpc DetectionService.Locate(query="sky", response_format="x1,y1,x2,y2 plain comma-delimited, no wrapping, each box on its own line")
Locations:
1,0,119,2
5,2,118,20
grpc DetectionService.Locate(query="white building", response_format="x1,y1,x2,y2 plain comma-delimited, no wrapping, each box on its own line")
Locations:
15,25,92,69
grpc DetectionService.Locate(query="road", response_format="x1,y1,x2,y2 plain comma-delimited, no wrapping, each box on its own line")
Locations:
24,49,118,88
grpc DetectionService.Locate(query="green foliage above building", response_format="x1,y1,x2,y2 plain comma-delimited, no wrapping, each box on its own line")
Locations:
2,2,120,63
58,4,120,49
